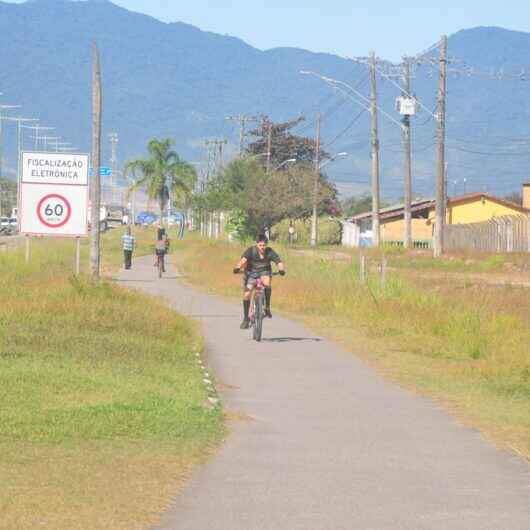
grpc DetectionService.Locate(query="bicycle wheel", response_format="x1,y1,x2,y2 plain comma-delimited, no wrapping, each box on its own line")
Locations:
253,293,264,342
158,256,163,278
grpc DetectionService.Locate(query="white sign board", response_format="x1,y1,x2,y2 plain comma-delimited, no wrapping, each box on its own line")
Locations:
19,152,89,237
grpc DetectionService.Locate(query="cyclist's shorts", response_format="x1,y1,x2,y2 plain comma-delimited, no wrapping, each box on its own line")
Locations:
155,249,166,256
243,270,271,290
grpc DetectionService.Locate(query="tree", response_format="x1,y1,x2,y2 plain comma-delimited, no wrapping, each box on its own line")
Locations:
0,178,17,217
125,139,197,216
341,194,373,218
199,158,339,237
246,117,328,168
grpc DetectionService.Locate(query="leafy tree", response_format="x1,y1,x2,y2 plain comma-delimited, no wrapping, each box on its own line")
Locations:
199,158,338,237
125,139,197,216
0,178,17,217
246,117,328,168
341,194,373,217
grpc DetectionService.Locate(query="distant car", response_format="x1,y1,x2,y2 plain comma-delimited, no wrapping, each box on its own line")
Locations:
9,218,17,227
136,212,159,226
0,217,9,227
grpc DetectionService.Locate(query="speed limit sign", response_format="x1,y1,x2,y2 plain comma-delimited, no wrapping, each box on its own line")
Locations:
37,194,72,228
19,152,89,237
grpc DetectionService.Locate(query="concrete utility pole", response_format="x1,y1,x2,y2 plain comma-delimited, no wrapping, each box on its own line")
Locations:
226,115,259,156
265,118,273,173
90,42,103,281
21,125,54,151
205,139,227,175
310,112,321,247
402,58,413,249
109,132,119,204
434,35,448,258
32,136,60,153
2,117,38,212
0,104,21,181
369,51,381,248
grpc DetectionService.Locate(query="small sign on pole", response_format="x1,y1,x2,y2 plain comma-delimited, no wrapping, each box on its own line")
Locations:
19,152,89,238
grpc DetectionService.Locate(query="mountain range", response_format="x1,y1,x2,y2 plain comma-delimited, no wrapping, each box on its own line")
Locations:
1,0,530,198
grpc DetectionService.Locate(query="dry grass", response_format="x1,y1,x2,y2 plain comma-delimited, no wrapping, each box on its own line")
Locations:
176,237,530,460
0,233,224,529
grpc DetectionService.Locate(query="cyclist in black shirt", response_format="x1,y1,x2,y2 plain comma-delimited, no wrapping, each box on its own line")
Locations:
233,234,286,329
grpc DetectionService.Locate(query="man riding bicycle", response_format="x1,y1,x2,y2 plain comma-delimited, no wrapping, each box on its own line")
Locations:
155,228,170,272
233,234,285,329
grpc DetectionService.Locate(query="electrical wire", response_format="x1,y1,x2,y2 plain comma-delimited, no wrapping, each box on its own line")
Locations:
447,145,530,157
323,107,367,149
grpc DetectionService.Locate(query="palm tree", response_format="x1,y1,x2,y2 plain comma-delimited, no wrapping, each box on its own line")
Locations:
125,138,197,219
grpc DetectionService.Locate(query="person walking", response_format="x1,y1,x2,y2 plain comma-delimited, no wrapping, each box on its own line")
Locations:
122,226,136,270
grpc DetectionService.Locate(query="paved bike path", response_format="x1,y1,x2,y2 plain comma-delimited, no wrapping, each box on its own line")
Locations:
117,256,529,530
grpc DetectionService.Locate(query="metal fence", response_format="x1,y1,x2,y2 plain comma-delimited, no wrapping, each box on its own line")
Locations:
444,215,530,253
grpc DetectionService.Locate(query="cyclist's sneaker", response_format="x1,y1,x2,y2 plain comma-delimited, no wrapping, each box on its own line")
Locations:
264,308,272,319
240,318,250,329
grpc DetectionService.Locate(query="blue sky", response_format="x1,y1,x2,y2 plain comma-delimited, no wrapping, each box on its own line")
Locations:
7,0,530,60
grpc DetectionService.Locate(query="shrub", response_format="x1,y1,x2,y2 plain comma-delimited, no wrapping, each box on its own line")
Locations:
272,217,342,246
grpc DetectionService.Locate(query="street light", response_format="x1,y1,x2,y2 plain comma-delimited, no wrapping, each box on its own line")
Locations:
273,158,297,171
319,152,347,170
311,151,349,247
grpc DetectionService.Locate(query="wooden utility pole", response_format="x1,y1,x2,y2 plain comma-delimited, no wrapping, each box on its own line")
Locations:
310,112,321,247
369,51,381,248
402,58,413,249
434,35,447,258
225,115,259,156
90,42,102,280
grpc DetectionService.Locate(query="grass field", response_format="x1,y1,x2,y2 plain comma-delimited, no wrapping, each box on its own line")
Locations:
0,231,224,529
176,237,530,461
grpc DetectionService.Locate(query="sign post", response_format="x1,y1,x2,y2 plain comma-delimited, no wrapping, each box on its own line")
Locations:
19,152,89,270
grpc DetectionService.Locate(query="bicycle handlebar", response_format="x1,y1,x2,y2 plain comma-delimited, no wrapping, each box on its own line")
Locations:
233,269,285,276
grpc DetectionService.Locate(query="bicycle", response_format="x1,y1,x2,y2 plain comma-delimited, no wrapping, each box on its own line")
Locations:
156,252,165,278
248,272,280,342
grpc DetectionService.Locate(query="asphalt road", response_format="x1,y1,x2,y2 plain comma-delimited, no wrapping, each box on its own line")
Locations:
117,256,530,530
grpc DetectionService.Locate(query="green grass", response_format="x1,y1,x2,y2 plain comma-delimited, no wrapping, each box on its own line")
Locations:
176,237,530,460
0,233,224,529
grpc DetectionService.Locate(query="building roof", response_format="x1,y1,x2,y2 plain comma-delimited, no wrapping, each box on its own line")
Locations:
350,198,434,223
348,192,529,223
447,192,529,213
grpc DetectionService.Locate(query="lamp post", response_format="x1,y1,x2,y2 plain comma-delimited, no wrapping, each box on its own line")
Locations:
0,104,21,181
273,158,297,171
311,152,348,247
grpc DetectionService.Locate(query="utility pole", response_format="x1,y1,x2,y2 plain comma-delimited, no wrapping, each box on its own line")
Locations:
109,132,119,204
265,118,273,173
33,136,60,153
21,125,54,151
226,115,259,156
2,117,38,214
205,139,227,174
402,58,413,249
0,104,21,181
310,112,321,247
369,51,381,248
90,42,103,281
204,139,226,239
434,35,447,258
218,140,226,170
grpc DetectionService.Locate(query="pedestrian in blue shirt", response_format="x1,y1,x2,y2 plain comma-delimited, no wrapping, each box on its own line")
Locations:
122,226,136,270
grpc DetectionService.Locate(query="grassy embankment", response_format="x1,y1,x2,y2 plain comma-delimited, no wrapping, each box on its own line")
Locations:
176,237,530,460
0,230,224,530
